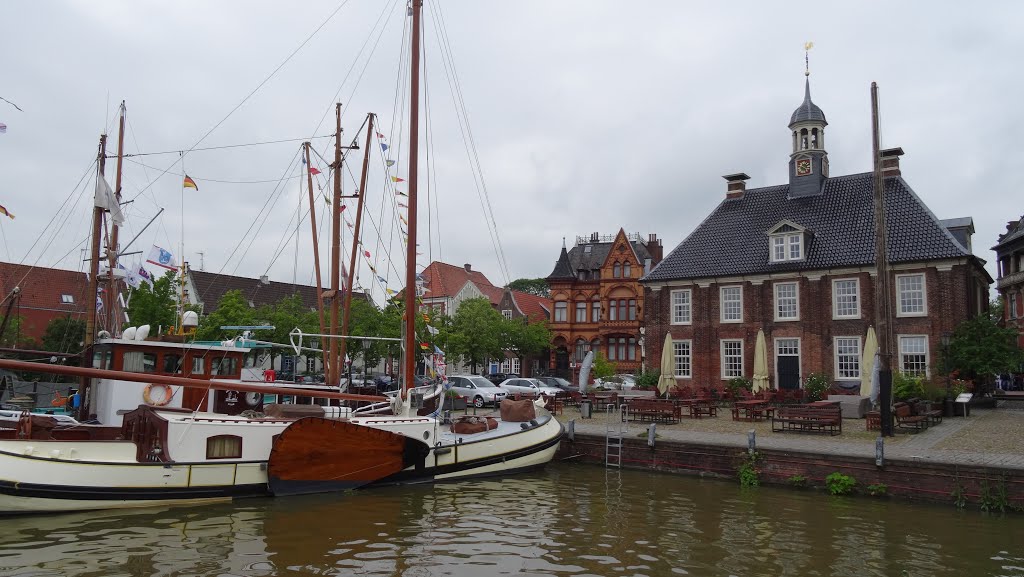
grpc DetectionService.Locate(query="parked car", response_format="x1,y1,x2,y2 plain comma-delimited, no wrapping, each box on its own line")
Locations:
485,372,509,385
593,374,637,391
535,376,577,393
447,375,508,408
498,378,561,397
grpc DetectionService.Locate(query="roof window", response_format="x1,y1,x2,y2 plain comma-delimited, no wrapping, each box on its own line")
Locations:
61,294,75,304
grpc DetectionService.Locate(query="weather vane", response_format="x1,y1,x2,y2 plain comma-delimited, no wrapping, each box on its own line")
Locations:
804,41,814,77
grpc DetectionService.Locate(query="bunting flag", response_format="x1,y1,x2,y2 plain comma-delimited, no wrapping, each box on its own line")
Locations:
397,202,408,208
399,215,408,225
386,288,397,295
390,176,405,183
146,245,177,270
386,159,395,167
363,250,371,258
183,175,198,190
434,345,444,356
309,167,321,175
380,143,388,152
395,191,407,197
0,123,6,134
376,132,386,139
137,266,154,287
419,342,429,350
323,194,330,204
0,204,13,220
422,313,430,322
339,204,346,212
376,275,387,283
96,295,103,312
425,324,439,335
346,222,353,230
368,264,376,273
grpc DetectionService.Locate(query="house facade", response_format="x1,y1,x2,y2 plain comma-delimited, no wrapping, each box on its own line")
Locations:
994,215,1024,350
0,261,88,344
641,78,991,391
546,229,664,380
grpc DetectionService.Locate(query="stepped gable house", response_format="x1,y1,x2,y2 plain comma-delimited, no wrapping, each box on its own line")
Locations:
994,215,1024,350
641,77,991,390
546,229,663,379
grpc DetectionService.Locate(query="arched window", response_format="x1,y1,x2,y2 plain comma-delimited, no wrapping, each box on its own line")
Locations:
613,262,621,278
810,128,818,149
574,339,589,361
792,131,798,152
800,128,809,150
623,262,631,278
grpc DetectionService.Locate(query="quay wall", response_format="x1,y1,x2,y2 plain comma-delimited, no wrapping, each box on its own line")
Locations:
557,433,1024,510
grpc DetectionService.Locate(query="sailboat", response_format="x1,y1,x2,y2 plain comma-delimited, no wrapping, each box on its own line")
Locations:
0,0,561,514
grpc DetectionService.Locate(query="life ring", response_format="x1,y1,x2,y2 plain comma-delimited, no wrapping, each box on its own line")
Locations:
143,384,174,406
52,392,68,408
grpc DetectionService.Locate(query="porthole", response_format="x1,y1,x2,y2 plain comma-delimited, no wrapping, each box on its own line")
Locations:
423,430,430,440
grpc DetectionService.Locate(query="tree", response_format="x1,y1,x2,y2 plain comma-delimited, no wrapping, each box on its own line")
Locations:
501,317,551,368
507,278,550,298
125,270,179,331
0,314,26,347
448,297,504,373
590,352,616,380
195,290,255,341
945,302,1023,390
41,316,86,355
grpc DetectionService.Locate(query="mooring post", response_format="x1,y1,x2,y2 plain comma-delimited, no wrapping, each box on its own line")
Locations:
875,436,885,467
748,429,756,455
567,419,575,442
648,423,656,447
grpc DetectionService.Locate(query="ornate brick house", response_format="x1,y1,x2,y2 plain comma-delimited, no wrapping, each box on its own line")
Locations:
994,215,1024,350
641,78,991,391
546,229,663,379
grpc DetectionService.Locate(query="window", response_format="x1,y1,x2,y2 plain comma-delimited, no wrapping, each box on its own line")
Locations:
306,357,317,373
502,309,512,320
774,282,799,321
628,299,637,321
618,299,627,321
832,279,860,319
776,338,799,356
834,337,861,380
206,435,242,459
123,351,156,373
609,301,617,321
899,335,929,376
591,299,600,322
162,354,183,374
574,339,589,361
1009,293,1019,319
627,337,636,360
673,340,692,378
613,263,621,278
788,234,802,260
607,338,617,361
721,340,743,378
60,294,75,304
770,233,803,262
671,289,692,325
623,262,631,278
191,357,205,375
575,302,587,323
584,245,592,253
607,337,627,361
773,236,786,262
720,286,743,323
211,356,239,376
896,274,927,316
554,301,567,322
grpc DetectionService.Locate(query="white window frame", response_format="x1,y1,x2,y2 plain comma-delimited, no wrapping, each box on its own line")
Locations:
895,273,928,317
832,278,861,319
898,335,930,377
833,336,861,381
554,301,567,322
574,301,586,323
591,299,600,322
769,233,804,262
502,309,513,320
673,339,692,378
671,289,692,325
60,294,75,304
720,285,743,323
720,339,744,379
774,282,799,321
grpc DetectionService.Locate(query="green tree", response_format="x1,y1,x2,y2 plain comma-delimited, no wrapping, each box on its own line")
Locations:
0,314,26,347
195,290,255,341
945,302,1024,389
126,270,179,331
507,278,550,298
591,351,616,380
41,316,86,356
501,316,551,368
449,297,504,373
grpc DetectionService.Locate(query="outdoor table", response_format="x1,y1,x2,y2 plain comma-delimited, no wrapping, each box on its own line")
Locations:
807,400,841,408
684,398,717,419
732,399,772,422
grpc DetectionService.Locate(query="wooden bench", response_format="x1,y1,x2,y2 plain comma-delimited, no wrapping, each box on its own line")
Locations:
689,401,718,419
623,399,680,424
895,404,929,432
771,406,842,436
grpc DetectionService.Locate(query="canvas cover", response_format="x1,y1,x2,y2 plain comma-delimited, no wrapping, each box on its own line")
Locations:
500,398,536,422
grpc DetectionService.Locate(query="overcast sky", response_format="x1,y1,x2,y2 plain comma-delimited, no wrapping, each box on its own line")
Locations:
2,0,1021,304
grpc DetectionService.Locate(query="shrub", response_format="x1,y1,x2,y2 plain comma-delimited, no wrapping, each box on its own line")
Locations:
825,472,856,496
736,451,761,488
788,474,808,488
635,370,660,391
893,372,926,401
866,483,888,497
727,377,752,397
804,373,831,402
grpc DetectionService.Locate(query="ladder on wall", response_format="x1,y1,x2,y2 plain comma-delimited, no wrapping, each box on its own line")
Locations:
605,403,627,467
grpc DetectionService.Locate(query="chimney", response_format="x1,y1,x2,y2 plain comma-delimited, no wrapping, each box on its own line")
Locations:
645,233,664,264
590,232,599,242
881,147,904,177
463,263,472,272
259,275,270,285
723,173,751,200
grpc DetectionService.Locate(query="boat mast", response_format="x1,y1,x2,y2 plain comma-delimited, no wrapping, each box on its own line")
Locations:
81,132,108,420
403,0,422,392
106,102,126,335
871,82,894,437
339,113,375,375
304,141,327,352
328,103,343,386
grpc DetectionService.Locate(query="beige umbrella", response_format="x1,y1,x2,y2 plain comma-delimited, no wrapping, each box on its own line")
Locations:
752,329,769,393
860,326,878,397
657,333,676,397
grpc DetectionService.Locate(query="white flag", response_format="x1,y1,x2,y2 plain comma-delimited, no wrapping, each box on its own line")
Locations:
425,324,439,335
146,245,177,271
94,173,124,225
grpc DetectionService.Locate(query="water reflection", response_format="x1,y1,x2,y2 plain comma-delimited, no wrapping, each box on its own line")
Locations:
1,464,1022,576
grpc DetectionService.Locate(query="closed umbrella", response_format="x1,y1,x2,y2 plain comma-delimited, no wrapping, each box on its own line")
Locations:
657,333,676,397
752,329,769,394
860,326,877,398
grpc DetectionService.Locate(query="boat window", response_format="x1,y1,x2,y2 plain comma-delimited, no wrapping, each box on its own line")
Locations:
211,357,239,376
162,354,183,374
206,435,242,459
92,349,111,369
191,357,205,375
123,351,157,373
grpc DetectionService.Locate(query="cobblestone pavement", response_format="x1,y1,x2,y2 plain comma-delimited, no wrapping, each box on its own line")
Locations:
554,405,1024,470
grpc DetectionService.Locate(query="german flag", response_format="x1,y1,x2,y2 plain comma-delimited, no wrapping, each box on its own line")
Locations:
0,204,13,220
183,175,198,190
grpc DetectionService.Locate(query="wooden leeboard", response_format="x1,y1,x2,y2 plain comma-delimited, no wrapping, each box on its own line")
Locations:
267,418,426,496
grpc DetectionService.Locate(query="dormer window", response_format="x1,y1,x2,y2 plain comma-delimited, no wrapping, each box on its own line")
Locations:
60,294,75,304
767,221,807,263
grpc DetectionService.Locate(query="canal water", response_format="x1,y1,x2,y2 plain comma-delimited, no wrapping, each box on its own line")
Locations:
1,464,1022,577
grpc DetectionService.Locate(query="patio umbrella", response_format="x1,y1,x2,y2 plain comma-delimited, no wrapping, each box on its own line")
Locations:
657,333,675,397
578,350,594,394
752,329,769,393
860,326,878,397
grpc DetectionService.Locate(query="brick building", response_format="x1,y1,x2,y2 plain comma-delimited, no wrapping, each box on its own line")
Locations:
994,215,1024,350
546,229,664,380
0,261,88,344
641,77,991,391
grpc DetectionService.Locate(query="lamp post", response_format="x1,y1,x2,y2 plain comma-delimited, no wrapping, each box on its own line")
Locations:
941,332,953,416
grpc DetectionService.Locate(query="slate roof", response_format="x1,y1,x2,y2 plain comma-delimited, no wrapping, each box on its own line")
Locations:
548,246,575,280
790,79,827,126
994,216,1024,250
420,261,494,299
547,240,653,279
643,172,972,282
190,270,368,313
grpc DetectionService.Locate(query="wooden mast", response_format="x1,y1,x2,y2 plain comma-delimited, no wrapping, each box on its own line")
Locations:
403,0,422,392
871,82,894,437
328,103,343,386
81,133,108,420
303,142,327,356
339,113,375,374
106,102,126,334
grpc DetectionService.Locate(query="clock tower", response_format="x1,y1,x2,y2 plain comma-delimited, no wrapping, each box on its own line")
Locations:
788,75,829,199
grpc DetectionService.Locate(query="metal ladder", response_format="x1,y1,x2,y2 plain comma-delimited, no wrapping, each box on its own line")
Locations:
605,403,627,467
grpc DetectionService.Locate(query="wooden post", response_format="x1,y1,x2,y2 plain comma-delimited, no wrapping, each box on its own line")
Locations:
871,82,894,437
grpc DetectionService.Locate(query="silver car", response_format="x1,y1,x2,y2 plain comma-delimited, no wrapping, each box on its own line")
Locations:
498,378,561,397
447,375,508,408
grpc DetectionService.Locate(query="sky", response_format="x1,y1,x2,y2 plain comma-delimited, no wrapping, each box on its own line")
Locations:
2,0,1022,305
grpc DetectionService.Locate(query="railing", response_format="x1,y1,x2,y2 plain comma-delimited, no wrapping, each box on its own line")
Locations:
996,270,1024,290
575,232,645,245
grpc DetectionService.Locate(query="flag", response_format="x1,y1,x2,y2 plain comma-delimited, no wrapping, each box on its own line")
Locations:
96,295,103,312
419,342,429,350
94,174,125,225
386,159,395,167
422,313,430,322
386,288,397,295
395,191,407,197
391,176,405,183
183,175,198,190
137,266,153,287
309,167,321,175
376,275,387,283
0,204,13,220
123,266,141,289
146,245,177,270
376,132,386,139
0,123,6,134
397,202,407,208
380,143,388,152
434,345,444,356
425,324,439,335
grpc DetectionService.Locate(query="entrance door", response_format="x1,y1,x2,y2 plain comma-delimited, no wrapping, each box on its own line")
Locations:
776,338,801,390
555,347,570,379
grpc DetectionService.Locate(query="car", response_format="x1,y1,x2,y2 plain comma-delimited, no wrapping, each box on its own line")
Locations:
593,374,637,391
447,375,508,408
535,376,578,393
485,372,509,385
498,378,561,397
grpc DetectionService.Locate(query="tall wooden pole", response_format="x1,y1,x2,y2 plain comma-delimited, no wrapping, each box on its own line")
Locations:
340,113,375,375
107,102,126,334
871,82,894,437
403,0,422,393
328,103,343,386
81,133,108,420
304,142,327,359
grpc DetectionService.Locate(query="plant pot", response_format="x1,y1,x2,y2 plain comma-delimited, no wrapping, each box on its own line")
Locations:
942,398,955,417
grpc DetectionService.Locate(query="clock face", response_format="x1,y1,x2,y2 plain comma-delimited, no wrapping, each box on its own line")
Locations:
796,158,812,176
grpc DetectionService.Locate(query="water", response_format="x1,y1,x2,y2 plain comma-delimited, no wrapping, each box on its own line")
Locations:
1,464,1022,577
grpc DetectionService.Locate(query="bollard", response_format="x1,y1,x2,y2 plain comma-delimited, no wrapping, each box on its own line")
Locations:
747,429,756,455
875,436,884,467
648,423,656,447
580,399,592,419
567,419,575,442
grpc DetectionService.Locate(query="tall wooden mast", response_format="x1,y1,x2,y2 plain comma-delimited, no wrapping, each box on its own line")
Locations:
81,133,108,419
403,0,422,392
339,113,375,374
303,142,327,355
106,102,126,334
871,82,894,437
328,103,343,386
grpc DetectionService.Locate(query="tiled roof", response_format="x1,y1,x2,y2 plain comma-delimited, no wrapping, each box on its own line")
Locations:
549,240,653,279
547,246,575,280
643,172,971,282
509,290,552,322
0,261,88,315
420,261,494,299
190,270,367,312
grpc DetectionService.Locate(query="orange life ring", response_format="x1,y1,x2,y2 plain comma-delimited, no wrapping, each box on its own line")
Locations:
143,384,174,406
